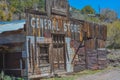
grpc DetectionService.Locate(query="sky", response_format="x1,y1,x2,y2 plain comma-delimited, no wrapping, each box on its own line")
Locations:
68,0,120,18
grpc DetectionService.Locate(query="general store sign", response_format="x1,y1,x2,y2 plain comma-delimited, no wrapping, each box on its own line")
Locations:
30,16,82,33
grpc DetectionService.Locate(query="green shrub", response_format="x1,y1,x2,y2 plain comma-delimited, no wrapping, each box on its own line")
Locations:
0,10,7,21
17,77,24,80
0,71,4,79
4,76,12,80
7,11,13,21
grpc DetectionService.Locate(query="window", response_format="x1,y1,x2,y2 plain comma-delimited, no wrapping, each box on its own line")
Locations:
52,34,65,43
38,45,49,64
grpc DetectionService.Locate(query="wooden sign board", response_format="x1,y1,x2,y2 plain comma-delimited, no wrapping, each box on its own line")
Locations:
26,13,83,41
51,0,68,16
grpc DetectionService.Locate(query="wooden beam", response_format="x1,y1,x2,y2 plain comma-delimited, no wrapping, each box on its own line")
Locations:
46,0,52,17
71,40,84,64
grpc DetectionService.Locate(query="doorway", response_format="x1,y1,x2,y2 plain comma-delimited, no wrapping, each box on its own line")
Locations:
52,34,66,71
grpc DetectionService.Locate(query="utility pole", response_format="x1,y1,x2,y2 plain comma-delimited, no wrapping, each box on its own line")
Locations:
98,5,101,17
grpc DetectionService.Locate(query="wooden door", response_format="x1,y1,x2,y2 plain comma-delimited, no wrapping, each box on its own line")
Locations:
52,34,66,71
53,44,65,71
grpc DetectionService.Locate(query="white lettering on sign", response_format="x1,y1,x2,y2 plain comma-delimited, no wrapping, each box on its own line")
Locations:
30,17,80,33
64,22,67,32
67,23,70,31
70,24,74,32
31,17,35,28
48,19,51,30
44,19,47,29
56,21,59,31
74,25,77,32
77,25,80,33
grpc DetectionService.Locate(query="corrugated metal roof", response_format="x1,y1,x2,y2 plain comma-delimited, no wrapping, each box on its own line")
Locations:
0,20,25,33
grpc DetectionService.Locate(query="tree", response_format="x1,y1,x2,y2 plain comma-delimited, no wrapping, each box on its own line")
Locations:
0,0,45,21
100,8,118,22
81,5,95,14
7,11,12,21
8,0,45,20
0,0,14,21
0,10,7,21
9,0,45,13
107,20,120,49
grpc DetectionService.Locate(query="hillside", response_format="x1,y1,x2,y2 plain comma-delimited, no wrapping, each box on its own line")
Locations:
0,0,45,21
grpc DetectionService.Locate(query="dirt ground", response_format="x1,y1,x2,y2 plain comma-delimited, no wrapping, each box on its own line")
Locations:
76,67,120,80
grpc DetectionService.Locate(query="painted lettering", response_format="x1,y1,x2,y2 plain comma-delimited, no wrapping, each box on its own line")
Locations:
44,19,47,30
30,17,81,33
64,22,67,32
48,19,52,30
31,17,35,28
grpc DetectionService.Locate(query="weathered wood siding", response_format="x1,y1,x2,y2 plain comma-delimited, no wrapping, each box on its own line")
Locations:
0,29,25,44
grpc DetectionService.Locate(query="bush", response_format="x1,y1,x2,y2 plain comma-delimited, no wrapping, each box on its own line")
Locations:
16,77,24,80
7,11,13,21
0,71,25,80
0,10,7,21
4,76,12,80
107,20,120,49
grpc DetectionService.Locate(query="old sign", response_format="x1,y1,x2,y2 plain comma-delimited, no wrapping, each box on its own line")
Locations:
27,14,83,41
30,17,81,33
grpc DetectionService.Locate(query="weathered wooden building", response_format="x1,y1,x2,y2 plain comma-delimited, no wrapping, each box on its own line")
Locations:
0,20,26,77
0,0,107,79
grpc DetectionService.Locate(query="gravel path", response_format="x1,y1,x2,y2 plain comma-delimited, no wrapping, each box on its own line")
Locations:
76,68,120,80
